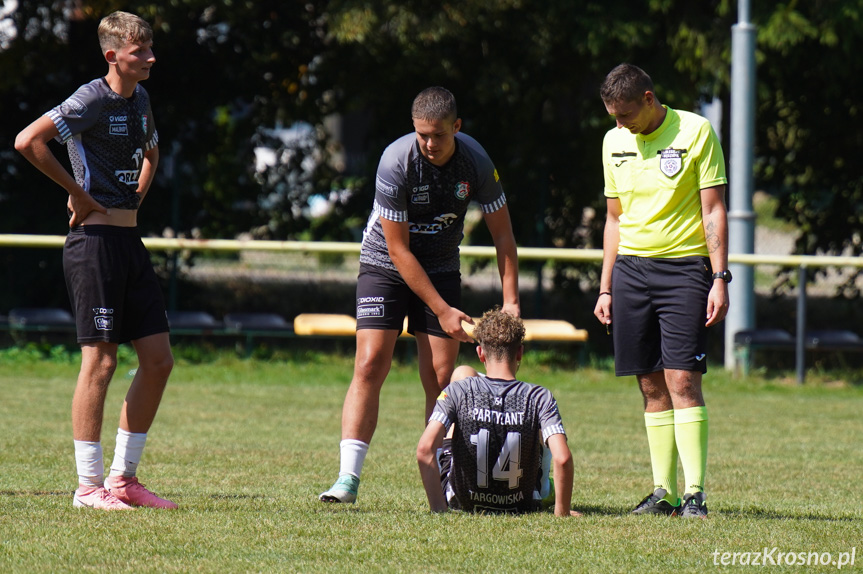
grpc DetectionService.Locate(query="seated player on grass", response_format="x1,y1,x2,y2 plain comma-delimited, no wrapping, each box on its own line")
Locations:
417,308,580,516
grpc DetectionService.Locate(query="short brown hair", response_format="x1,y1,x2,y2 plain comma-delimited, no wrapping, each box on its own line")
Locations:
600,63,654,105
98,11,152,54
473,307,525,362
411,87,457,123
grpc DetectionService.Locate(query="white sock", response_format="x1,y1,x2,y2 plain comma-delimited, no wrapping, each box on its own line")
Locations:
109,429,147,478
339,439,369,479
74,440,104,488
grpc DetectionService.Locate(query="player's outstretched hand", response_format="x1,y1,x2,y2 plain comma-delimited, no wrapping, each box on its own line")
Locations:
440,307,474,343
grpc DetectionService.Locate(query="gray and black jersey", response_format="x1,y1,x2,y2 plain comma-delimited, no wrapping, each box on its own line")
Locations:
360,132,506,274
46,77,158,211
429,375,566,513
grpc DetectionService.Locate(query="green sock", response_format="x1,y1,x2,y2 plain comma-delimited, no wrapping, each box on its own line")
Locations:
674,406,708,495
643,410,678,505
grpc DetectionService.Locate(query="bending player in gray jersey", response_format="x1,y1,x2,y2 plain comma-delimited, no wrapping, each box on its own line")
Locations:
320,87,519,504
417,309,580,516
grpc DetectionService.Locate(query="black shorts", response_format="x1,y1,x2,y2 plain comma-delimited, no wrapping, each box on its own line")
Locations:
611,255,712,376
63,225,169,344
355,263,461,338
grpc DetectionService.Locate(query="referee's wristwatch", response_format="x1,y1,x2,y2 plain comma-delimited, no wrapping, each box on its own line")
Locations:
712,270,733,283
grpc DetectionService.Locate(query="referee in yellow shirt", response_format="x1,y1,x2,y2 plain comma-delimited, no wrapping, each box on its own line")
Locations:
594,63,730,519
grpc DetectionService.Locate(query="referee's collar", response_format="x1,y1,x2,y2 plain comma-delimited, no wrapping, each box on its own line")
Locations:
638,105,674,143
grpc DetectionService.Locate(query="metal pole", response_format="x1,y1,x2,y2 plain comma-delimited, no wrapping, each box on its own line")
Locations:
795,266,807,384
724,0,757,370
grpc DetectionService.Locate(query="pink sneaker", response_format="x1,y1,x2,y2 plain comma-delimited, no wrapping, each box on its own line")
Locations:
73,485,135,510
105,476,178,509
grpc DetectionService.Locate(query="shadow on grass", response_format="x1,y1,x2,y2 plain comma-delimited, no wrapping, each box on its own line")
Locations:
723,508,861,522
570,504,860,522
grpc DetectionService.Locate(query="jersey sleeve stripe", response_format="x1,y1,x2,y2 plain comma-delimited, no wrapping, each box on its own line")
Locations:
480,193,507,214
46,110,71,143
373,199,408,222
144,130,158,151
542,424,566,442
429,411,451,428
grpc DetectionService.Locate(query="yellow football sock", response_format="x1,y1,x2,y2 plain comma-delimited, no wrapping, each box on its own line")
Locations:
644,409,678,504
674,406,708,495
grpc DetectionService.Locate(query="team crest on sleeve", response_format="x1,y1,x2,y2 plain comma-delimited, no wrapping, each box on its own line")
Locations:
63,97,88,117
454,181,470,200
376,175,399,198
660,148,683,177
141,114,148,133
436,390,448,401
493,169,500,182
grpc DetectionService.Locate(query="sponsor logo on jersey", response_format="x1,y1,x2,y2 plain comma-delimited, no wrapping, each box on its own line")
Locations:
660,148,683,177
454,181,470,200
357,304,385,319
411,192,429,204
115,170,140,185
376,176,398,198
408,213,458,235
63,97,88,117
110,124,129,136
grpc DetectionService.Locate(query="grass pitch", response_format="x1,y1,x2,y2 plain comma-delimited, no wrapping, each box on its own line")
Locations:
1,346,862,573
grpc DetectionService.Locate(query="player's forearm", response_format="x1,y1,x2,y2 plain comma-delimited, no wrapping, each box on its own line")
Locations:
15,137,84,198
553,457,575,517
416,451,447,512
599,218,619,292
391,248,449,316
494,237,520,312
136,147,159,204
702,208,728,272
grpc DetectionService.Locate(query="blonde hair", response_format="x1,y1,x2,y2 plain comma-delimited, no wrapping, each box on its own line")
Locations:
98,11,152,54
473,307,525,362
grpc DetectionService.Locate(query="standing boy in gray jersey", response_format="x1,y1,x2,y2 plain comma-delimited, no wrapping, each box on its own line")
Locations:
320,87,520,503
417,309,579,517
15,11,176,511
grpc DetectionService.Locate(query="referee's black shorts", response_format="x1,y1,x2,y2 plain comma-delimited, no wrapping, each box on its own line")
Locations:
354,263,461,338
63,225,169,345
610,254,712,376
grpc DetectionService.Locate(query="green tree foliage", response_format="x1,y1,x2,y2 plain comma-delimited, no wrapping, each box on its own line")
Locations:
2,0,861,307
752,1,863,282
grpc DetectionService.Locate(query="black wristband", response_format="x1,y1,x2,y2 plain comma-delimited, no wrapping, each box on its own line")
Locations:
599,292,611,297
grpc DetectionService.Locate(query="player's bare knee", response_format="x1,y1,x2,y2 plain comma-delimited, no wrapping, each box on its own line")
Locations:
450,365,477,383
141,351,173,381
353,354,391,386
